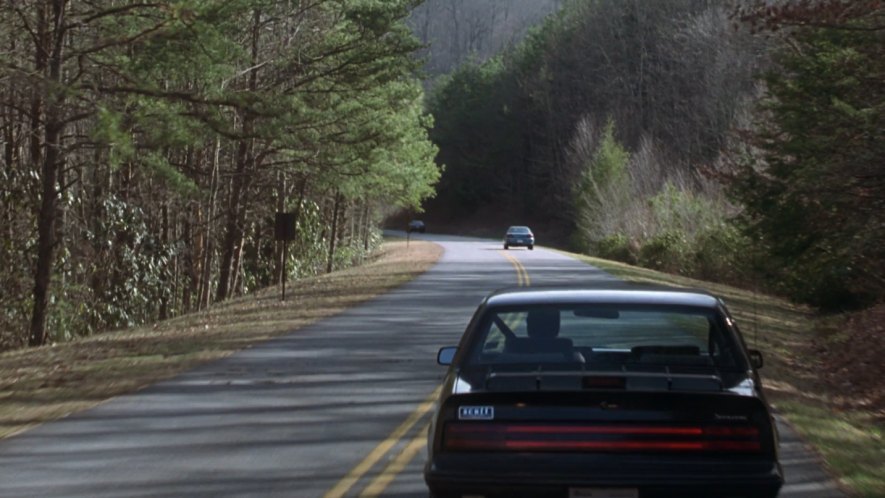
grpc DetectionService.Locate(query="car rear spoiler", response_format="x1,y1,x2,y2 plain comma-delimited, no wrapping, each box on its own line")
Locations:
484,369,725,392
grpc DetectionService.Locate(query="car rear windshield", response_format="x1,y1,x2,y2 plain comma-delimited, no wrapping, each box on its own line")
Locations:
507,227,531,234
466,304,745,371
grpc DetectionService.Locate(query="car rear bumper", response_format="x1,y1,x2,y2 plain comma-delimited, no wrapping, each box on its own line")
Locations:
425,455,783,498
505,239,534,246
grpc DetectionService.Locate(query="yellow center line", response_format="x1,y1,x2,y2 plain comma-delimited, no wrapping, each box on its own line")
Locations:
358,422,432,497
322,386,441,498
500,251,531,287
500,251,522,285
359,250,534,497
519,256,532,287
327,252,533,498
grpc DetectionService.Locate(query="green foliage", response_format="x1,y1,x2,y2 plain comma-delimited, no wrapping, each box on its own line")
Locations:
691,224,751,284
141,151,200,196
642,185,751,280
78,197,177,333
731,14,884,309
638,231,691,274
0,167,35,349
289,200,331,279
93,107,135,170
649,182,722,235
573,119,630,248
336,79,440,210
428,58,518,212
596,220,750,282
427,0,759,226
580,120,630,201
1,0,439,349
586,179,752,285
595,234,637,265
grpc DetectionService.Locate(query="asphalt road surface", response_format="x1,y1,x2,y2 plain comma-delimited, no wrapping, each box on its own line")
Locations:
0,235,846,497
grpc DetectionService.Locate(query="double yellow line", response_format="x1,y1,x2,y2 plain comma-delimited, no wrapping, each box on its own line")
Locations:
500,251,531,287
322,386,440,498
322,252,531,497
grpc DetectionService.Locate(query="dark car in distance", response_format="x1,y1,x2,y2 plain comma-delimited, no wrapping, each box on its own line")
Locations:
409,220,426,233
425,285,783,498
504,226,534,250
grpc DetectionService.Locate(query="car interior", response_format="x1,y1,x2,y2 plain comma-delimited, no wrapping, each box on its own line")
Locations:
472,306,740,372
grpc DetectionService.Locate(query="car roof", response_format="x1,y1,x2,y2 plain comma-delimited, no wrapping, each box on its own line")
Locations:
484,283,720,308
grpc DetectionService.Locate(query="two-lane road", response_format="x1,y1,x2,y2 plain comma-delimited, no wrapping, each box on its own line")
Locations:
0,236,845,497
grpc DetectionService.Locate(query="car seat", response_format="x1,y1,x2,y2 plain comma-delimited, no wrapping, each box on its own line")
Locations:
504,309,583,362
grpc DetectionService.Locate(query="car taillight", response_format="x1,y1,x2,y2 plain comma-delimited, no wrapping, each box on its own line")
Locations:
443,422,761,453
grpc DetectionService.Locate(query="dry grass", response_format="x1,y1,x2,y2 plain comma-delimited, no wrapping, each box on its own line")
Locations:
0,240,443,440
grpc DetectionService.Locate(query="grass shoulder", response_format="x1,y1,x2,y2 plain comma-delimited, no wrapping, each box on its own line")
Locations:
0,239,443,440
564,251,883,497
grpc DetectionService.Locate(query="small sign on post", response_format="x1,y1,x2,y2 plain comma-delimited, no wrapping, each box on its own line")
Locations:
274,212,297,301
275,212,297,241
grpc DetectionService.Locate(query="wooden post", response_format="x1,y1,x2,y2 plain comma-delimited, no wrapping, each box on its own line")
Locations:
281,241,288,301
274,212,296,301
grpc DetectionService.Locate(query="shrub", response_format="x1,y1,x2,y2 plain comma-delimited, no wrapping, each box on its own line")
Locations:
638,231,692,273
785,249,877,311
572,118,631,247
595,233,638,265
692,224,751,283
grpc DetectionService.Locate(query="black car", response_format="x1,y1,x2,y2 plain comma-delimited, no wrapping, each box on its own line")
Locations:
409,220,426,233
425,285,783,498
504,226,534,250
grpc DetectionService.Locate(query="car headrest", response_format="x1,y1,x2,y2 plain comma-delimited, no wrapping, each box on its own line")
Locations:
526,309,560,339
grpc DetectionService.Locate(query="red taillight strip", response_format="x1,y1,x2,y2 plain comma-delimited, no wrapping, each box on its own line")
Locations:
443,423,762,453
449,424,704,436
446,439,761,452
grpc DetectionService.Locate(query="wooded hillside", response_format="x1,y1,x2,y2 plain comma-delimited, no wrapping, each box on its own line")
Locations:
408,0,562,76
0,0,440,350
427,0,883,310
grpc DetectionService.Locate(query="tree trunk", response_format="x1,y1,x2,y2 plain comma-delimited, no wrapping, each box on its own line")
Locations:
29,0,66,347
29,121,61,346
183,216,193,312
230,231,245,296
363,203,371,252
159,202,170,320
216,8,260,301
216,134,251,301
199,139,220,310
285,175,309,276
326,191,342,274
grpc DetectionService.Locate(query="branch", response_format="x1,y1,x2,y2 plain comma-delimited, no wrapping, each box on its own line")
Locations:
10,5,42,57
96,85,243,109
75,19,172,57
76,3,166,26
774,20,884,32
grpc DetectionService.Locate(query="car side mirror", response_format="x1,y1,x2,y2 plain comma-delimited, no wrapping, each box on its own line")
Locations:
437,346,457,366
748,349,764,369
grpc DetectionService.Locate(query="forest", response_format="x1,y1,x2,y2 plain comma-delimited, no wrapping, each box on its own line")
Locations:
1,0,881,349
426,0,883,312
0,0,440,351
